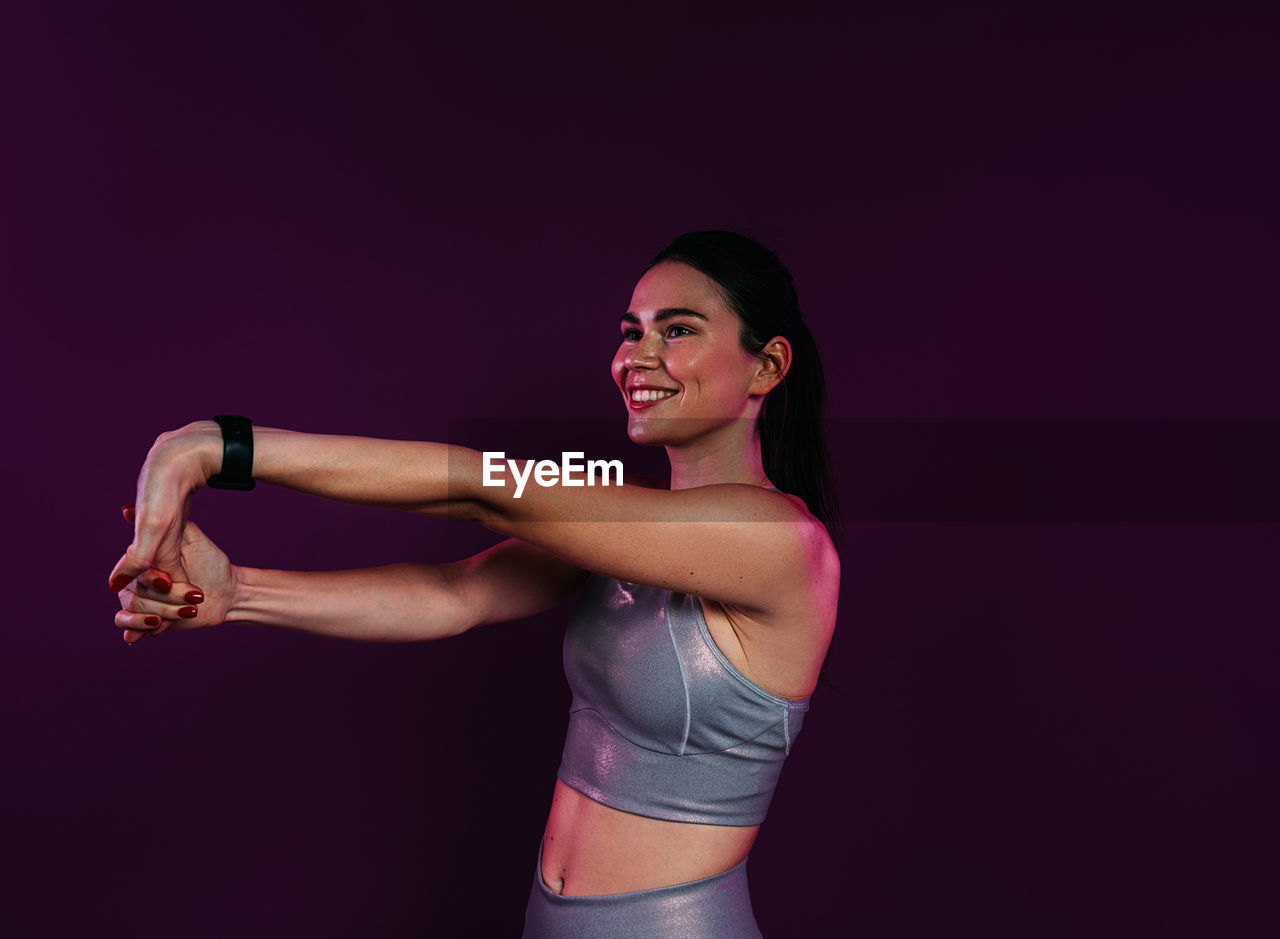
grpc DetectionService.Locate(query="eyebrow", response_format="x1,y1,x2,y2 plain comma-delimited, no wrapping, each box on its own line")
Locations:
620,307,709,325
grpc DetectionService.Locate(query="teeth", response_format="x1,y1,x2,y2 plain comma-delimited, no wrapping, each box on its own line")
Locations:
631,388,676,403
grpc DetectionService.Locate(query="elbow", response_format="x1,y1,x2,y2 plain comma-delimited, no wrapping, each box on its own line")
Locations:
464,499,514,536
415,497,490,526
429,614,477,641
422,561,481,640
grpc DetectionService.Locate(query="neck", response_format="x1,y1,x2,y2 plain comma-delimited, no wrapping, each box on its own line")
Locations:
665,420,772,491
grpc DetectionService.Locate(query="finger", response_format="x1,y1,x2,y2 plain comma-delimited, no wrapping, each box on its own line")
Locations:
110,505,141,591
121,589,197,639
149,602,200,636
135,573,204,605
125,543,203,639
112,566,148,645
116,609,164,633
125,591,196,621
109,552,181,593
128,493,192,589
115,520,191,594
108,546,149,592
119,509,184,596
142,568,175,594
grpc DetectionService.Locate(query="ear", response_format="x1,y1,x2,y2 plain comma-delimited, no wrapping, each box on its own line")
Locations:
749,336,792,395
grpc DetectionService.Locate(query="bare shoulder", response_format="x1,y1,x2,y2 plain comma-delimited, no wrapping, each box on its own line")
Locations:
702,493,840,698
710,485,840,616
721,488,839,631
687,483,837,597
759,488,840,574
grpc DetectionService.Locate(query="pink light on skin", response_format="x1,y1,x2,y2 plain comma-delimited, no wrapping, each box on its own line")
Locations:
612,260,791,492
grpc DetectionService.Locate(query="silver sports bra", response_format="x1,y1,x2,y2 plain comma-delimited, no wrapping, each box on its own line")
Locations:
556,573,811,826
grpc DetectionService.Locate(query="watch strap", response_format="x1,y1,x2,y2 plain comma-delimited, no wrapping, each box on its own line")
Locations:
207,414,256,491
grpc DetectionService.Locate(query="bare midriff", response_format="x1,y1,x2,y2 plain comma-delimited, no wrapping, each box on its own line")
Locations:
539,778,759,897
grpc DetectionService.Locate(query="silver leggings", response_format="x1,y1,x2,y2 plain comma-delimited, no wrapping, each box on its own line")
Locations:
522,839,763,938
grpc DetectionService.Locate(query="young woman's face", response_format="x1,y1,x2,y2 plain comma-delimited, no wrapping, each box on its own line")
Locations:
612,260,769,446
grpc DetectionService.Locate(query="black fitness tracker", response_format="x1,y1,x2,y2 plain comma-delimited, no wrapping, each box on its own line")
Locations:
206,414,256,490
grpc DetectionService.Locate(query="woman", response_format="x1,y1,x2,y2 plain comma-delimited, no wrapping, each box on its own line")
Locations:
110,231,841,937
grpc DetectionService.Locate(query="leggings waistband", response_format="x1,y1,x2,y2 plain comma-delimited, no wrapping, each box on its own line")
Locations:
523,838,762,938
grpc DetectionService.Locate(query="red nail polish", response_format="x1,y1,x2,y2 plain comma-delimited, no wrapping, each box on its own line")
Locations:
144,615,161,627
178,606,198,618
184,590,205,604
110,574,131,592
154,576,173,592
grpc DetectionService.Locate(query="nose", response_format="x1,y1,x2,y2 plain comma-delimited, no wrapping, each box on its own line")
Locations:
623,334,661,370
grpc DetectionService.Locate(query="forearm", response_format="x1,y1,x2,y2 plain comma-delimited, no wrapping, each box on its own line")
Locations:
168,422,485,516
228,563,473,641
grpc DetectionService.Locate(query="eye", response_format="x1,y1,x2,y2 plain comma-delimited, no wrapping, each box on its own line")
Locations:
666,324,694,338
621,327,642,341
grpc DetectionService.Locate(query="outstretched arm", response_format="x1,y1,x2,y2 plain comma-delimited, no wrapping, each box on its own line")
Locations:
233,538,589,641
117,519,589,644
111,421,832,619
109,421,469,598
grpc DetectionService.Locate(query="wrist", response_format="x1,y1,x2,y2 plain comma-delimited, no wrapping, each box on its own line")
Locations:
224,564,254,624
207,415,255,491
155,421,224,490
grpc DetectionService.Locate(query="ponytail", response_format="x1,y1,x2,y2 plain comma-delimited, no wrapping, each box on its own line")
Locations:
759,315,841,551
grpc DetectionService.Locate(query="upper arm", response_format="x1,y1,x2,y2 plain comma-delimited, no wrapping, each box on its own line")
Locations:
444,537,590,631
472,477,830,617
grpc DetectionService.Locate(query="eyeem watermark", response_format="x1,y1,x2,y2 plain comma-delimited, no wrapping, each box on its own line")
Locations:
482,451,625,499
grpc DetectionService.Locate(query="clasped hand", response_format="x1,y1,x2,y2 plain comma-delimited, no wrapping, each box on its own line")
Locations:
108,422,236,645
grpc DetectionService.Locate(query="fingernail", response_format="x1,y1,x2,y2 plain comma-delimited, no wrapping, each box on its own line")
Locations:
121,504,136,522
184,590,204,604
154,576,173,592
178,606,198,618
109,574,131,592
144,615,161,627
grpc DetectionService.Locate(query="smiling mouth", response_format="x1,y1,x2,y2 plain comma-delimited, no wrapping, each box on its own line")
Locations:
628,388,678,408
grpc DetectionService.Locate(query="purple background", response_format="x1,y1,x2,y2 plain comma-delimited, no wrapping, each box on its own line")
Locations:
3,3,1276,936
